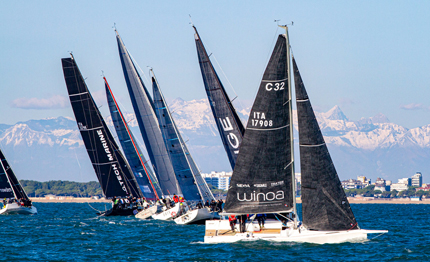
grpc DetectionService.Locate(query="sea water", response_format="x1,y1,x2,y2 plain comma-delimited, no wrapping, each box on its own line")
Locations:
0,203,429,261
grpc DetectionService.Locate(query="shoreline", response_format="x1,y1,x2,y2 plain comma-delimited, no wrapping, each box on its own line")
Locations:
28,197,430,204
30,197,110,203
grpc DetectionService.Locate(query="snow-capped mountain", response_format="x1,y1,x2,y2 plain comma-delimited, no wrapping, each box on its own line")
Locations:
0,98,429,182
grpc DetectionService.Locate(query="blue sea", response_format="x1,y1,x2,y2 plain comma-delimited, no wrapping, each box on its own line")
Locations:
1,203,428,261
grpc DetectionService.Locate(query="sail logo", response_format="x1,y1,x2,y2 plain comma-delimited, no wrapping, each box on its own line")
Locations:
112,163,128,193
219,117,240,154
265,81,285,91
97,130,114,161
237,191,285,202
0,188,12,193
251,111,273,128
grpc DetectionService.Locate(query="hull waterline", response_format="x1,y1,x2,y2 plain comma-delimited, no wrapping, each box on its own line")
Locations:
174,208,220,225
152,204,180,221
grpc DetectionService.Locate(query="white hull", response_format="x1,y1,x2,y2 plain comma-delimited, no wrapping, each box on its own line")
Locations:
135,205,157,220
174,208,220,225
0,203,37,215
204,219,387,244
151,204,180,221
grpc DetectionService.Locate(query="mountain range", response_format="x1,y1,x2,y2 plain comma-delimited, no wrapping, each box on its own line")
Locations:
0,98,429,183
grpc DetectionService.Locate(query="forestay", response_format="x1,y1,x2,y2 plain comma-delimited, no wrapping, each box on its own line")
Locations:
105,78,163,200
293,57,358,231
62,56,141,198
193,26,245,169
116,31,181,196
224,35,294,214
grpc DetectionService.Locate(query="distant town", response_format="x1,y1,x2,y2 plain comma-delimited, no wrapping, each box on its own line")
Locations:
201,171,429,201
19,172,428,202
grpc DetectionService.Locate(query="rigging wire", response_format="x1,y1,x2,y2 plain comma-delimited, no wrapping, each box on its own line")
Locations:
74,147,103,213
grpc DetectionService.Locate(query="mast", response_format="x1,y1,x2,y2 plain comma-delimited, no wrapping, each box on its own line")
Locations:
104,77,162,200
151,69,214,202
279,24,298,228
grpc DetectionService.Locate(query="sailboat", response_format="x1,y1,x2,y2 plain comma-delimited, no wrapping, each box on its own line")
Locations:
0,148,37,215
151,69,218,224
62,55,144,216
193,25,245,169
105,77,163,219
115,30,182,220
204,25,387,244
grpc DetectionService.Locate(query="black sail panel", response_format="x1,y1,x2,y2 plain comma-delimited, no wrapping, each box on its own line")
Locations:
152,76,202,201
116,31,181,196
105,78,163,200
0,149,26,199
193,26,244,169
61,57,139,198
224,35,293,214
293,57,358,230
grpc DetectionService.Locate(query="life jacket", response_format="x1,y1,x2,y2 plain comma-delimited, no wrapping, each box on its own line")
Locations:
229,215,236,221
173,195,179,203
179,197,184,203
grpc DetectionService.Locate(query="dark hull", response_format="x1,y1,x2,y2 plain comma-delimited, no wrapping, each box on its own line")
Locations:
97,207,137,217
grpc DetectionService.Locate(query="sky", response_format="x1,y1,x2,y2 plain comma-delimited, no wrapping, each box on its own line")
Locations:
1,1,430,129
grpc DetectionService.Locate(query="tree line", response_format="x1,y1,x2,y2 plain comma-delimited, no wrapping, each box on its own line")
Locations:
344,185,430,198
21,180,103,197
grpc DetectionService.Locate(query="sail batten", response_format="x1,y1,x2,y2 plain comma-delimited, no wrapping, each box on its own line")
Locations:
193,26,245,169
224,35,293,214
293,57,358,231
61,57,141,199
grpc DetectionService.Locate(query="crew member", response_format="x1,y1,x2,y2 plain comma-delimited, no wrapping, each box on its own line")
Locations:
229,215,237,232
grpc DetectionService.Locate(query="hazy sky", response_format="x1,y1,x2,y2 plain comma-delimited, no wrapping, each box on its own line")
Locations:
1,1,429,129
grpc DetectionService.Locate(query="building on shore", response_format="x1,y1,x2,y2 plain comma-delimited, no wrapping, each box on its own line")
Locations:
391,178,411,192
341,176,371,190
374,178,388,192
412,172,423,187
201,171,232,191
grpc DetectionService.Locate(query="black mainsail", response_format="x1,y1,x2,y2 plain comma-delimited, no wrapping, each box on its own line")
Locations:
61,56,142,199
224,35,294,214
293,57,358,231
152,71,214,203
0,148,28,200
116,30,181,196
105,77,163,200
193,26,245,169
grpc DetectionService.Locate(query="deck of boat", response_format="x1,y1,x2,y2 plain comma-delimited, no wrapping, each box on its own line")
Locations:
205,228,281,237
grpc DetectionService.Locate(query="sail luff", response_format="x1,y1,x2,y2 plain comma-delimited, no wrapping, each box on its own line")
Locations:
151,71,207,202
293,57,358,231
224,35,294,214
104,77,162,200
62,56,140,198
115,31,181,196
193,26,245,170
